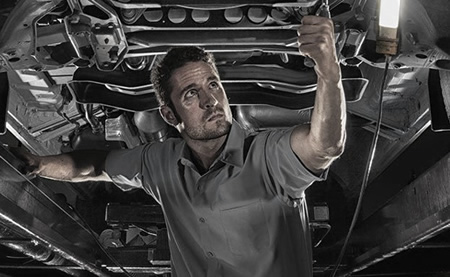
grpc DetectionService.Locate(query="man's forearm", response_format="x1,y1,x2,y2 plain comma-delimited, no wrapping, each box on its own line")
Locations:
298,15,347,159
29,150,111,182
291,16,347,173
309,63,347,158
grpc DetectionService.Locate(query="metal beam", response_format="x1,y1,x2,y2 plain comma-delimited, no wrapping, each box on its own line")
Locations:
343,151,450,275
0,265,84,270
0,145,109,277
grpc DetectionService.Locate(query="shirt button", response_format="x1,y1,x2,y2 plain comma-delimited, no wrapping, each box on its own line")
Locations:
207,251,214,257
199,217,205,223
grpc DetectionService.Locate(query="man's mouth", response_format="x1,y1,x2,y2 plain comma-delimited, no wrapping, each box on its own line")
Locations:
207,113,224,122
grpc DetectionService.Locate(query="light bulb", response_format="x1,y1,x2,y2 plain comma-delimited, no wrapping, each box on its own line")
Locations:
379,0,401,29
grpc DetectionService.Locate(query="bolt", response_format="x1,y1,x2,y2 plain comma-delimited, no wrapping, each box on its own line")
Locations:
107,22,115,29
69,15,80,24
94,23,101,30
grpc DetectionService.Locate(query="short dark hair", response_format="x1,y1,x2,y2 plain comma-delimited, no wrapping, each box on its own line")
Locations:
151,46,217,106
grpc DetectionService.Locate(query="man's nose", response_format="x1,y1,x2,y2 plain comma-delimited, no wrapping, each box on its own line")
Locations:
200,91,218,109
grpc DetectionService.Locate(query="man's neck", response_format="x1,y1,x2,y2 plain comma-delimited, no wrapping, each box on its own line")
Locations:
185,135,227,173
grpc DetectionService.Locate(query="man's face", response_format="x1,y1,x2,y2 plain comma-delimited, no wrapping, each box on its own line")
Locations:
163,61,232,141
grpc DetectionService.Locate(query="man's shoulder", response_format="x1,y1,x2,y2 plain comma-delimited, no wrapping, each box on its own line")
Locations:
245,127,296,153
128,137,185,166
250,127,292,139
147,137,184,152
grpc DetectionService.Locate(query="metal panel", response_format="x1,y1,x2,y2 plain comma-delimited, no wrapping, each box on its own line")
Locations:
343,151,450,275
0,72,8,135
0,145,108,276
106,204,165,226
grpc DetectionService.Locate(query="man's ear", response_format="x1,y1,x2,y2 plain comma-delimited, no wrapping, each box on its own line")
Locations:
160,105,178,126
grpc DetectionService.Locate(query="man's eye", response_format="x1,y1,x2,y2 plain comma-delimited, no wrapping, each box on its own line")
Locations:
210,82,219,89
185,90,197,98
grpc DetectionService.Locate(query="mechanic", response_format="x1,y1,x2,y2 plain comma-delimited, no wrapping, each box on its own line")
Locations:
14,15,346,277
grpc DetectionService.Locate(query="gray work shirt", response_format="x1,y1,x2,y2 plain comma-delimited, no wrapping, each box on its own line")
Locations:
105,121,326,277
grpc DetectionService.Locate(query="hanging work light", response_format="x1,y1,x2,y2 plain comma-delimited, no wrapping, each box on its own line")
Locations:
376,0,401,55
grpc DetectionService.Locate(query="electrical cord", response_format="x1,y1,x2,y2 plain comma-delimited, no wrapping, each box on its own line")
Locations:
0,150,135,277
330,55,392,277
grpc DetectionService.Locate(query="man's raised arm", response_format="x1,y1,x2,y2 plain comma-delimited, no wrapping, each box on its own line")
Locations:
10,148,112,183
291,15,347,174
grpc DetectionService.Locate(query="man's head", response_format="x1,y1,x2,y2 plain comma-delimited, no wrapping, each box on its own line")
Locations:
151,47,232,142
151,46,218,107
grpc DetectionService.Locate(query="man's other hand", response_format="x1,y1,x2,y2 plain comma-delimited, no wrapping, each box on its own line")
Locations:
7,146,40,177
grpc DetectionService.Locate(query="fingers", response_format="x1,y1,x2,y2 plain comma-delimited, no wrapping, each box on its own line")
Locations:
297,16,337,66
301,15,333,26
8,146,39,176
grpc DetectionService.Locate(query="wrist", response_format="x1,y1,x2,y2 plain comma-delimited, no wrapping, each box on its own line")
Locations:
316,62,342,85
28,156,42,175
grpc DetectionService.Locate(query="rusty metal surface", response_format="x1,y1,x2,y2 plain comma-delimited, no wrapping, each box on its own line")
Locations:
342,151,450,275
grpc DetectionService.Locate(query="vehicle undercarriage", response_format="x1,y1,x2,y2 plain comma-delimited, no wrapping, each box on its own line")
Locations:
0,0,450,276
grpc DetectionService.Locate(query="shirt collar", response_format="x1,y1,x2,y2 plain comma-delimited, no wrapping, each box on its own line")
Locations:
178,119,248,168
219,119,247,168
178,140,192,168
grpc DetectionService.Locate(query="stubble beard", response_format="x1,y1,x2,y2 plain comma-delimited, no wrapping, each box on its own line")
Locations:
185,119,231,141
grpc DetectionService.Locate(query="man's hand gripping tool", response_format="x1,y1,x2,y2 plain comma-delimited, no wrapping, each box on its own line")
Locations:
303,0,331,68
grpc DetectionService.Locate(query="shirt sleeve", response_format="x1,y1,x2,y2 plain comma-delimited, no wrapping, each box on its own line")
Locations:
264,127,328,200
105,144,148,192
